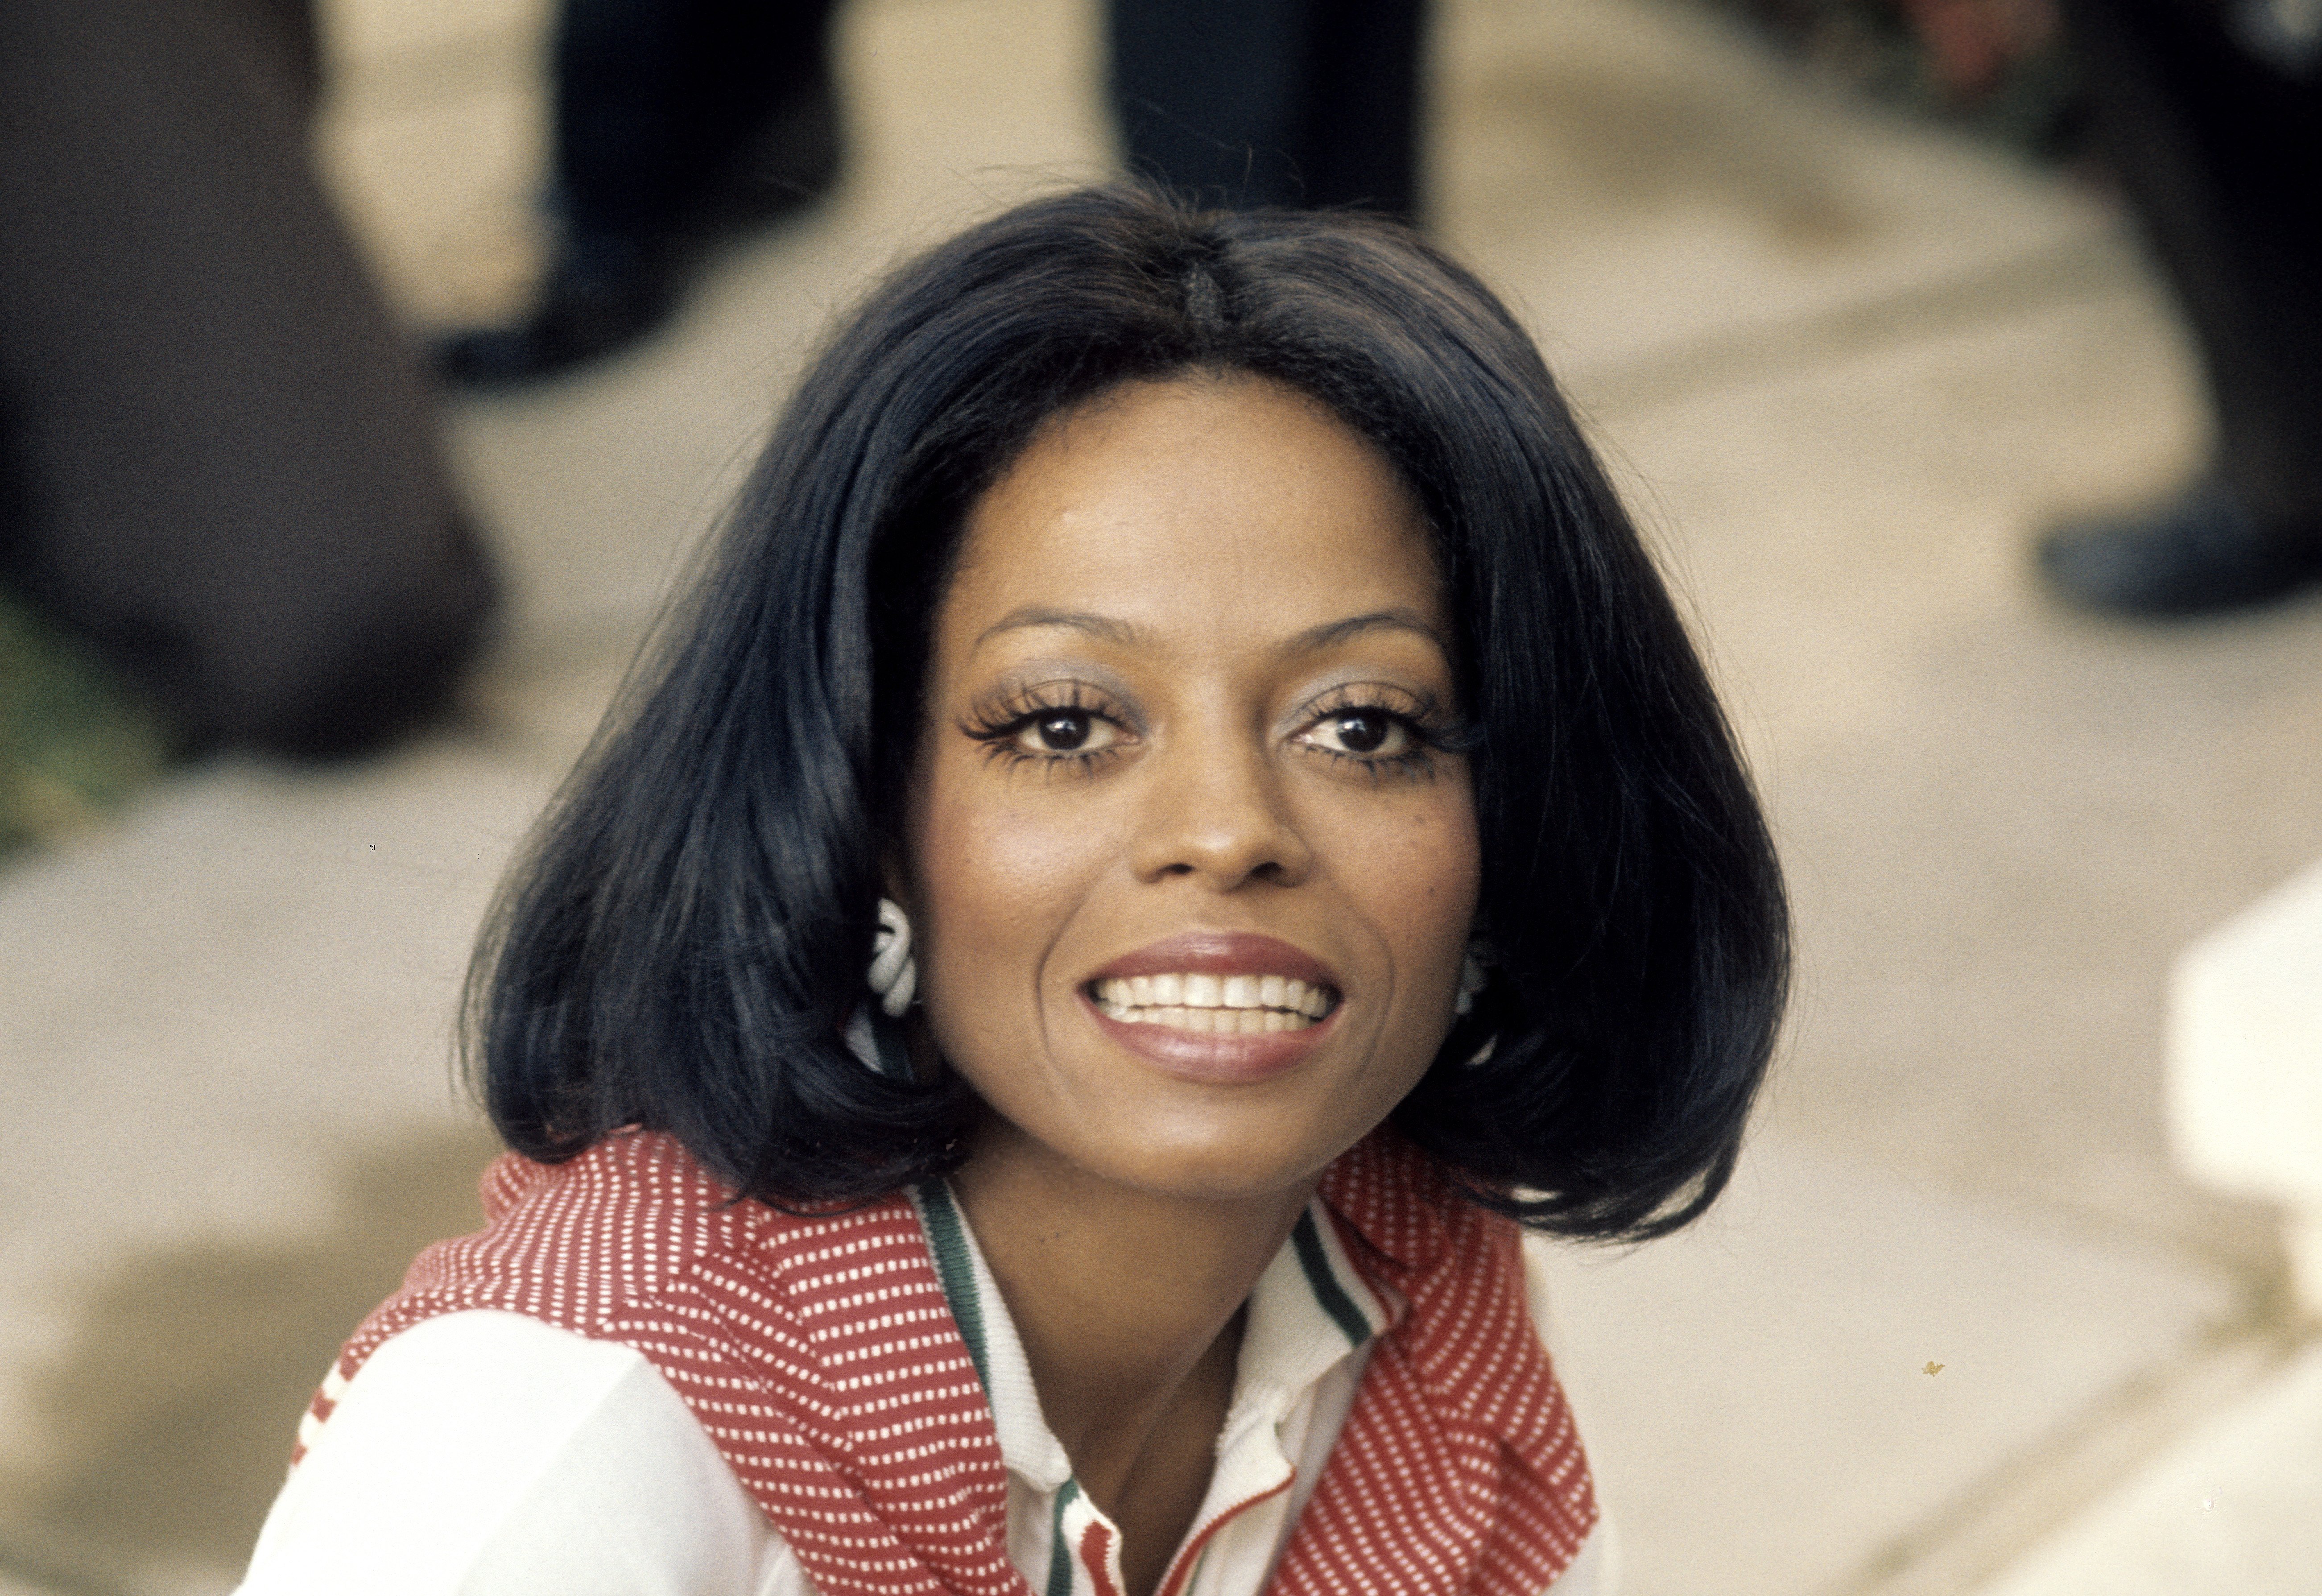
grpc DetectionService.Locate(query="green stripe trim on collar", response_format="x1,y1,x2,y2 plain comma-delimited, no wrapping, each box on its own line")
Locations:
1047,1478,1082,1596
917,1182,992,1395
1291,1210,1374,1350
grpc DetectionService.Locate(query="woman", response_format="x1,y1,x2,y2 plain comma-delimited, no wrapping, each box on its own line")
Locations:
236,186,1787,1596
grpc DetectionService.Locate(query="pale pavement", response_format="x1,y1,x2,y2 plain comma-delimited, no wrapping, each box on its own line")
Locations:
3,0,2319,1592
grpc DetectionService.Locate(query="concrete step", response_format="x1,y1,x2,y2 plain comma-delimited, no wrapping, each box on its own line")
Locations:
1977,1342,2322,1595
2172,857,2322,1313
1532,1135,2244,1596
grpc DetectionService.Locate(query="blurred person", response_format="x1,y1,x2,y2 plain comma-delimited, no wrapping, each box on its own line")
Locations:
2035,0,2322,616
236,186,1789,1594
0,0,498,757
440,0,1427,385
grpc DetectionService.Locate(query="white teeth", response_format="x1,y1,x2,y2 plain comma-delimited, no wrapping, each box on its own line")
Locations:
1090,970,1339,1034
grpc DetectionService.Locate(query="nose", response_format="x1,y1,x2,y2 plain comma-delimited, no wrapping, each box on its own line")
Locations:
1128,730,1314,890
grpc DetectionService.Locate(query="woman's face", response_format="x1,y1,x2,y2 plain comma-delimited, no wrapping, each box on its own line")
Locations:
903,375,1480,1205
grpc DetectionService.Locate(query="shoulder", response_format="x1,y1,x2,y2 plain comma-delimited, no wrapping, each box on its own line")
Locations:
238,1311,814,1596
392,1132,767,1319
369,1132,925,1339
347,1133,856,1369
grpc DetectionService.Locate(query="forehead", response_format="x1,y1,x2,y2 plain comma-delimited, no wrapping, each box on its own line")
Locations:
945,375,1444,657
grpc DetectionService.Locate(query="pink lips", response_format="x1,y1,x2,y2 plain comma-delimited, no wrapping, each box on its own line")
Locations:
1081,931,1342,1084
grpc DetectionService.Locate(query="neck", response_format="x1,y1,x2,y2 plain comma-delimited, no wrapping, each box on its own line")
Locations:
950,1117,1314,1518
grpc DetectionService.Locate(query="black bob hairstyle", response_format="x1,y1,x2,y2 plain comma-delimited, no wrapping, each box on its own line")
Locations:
470,183,1788,1244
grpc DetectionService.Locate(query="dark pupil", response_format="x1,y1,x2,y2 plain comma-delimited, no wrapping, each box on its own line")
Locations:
1038,711,1091,750
1336,712,1388,753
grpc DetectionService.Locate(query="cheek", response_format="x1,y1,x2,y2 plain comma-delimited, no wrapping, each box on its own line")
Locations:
1332,789,1481,964
908,757,1120,991
1346,794,1479,1096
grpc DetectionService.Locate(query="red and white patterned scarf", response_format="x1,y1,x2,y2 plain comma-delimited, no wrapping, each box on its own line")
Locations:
309,1129,1596,1595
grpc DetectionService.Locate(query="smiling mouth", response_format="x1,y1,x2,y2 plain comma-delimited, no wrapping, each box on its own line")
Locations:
1087,973,1340,1034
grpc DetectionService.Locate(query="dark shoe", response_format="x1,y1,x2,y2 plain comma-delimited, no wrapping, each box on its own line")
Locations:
2036,480,2322,617
437,83,843,389
435,231,675,387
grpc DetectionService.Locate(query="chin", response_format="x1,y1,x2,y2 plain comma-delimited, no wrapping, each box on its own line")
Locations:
1065,1100,1378,1206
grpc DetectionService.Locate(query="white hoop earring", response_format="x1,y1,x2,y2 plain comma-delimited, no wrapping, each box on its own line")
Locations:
1455,943,1494,1065
1454,946,1488,1018
868,898,917,1017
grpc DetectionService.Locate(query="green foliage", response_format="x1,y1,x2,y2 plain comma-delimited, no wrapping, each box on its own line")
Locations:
0,587,168,862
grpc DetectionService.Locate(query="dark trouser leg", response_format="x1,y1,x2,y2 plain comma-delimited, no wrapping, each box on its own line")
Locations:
1107,0,1427,224
2062,0,2322,525
0,0,496,754
1301,0,1427,223
554,0,841,242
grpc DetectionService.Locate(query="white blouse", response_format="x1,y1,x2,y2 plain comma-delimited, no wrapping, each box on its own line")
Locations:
236,1198,1611,1596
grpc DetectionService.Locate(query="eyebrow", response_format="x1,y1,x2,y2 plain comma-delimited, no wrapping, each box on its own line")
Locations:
974,608,1147,651
972,605,1448,656
1285,608,1449,655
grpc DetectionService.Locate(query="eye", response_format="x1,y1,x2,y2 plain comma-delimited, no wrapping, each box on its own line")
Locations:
1014,709,1120,757
963,681,1136,770
1304,708,1413,758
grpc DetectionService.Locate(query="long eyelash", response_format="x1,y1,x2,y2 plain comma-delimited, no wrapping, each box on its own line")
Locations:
960,681,1095,741
979,742,1119,777
959,682,1126,776
1303,740,1438,784
1297,686,1467,783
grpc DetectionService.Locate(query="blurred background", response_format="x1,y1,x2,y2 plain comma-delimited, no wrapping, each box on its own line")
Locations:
3,0,2320,1590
